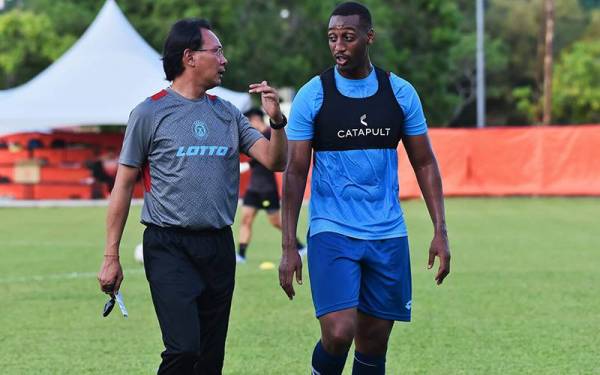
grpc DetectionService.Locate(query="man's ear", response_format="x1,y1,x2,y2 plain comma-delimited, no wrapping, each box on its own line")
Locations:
367,28,375,45
183,48,195,67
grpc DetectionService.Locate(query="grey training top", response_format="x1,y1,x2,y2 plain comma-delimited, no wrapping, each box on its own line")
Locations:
119,88,263,230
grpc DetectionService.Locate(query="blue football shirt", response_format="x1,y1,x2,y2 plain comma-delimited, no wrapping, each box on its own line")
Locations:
287,67,427,239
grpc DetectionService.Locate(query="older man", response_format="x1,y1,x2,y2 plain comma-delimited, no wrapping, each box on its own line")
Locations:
98,18,288,375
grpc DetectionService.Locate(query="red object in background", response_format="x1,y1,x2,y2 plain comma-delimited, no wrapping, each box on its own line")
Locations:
0,184,31,199
40,167,91,183
0,150,30,164
0,132,123,152
2,126,600,200
0,183,93,200
132,182,145,198
32,148,95,165
239,154,251,197
32,184,92,199
398,125,600,197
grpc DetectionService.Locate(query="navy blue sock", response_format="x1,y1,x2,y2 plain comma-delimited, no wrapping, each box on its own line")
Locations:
352,351,386,375
311,340,348,375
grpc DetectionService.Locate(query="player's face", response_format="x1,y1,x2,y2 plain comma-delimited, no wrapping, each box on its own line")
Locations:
327,15,373,76
188,29,228,89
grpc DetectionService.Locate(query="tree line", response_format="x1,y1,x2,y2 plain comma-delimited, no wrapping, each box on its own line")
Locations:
1,0,598,126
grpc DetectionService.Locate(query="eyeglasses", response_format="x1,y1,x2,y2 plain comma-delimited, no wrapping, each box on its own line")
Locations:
103,295,116,317
102,291,128,318
194,46,225,57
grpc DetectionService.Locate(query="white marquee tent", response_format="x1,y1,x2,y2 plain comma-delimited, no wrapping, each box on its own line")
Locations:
0,0,251,135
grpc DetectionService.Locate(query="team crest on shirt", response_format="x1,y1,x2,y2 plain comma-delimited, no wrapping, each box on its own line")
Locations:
192,120,208,140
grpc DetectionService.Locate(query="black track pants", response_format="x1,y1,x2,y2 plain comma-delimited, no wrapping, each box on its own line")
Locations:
143,225,236,375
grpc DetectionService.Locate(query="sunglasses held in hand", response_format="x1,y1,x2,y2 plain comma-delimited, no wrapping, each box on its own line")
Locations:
102,291,128,318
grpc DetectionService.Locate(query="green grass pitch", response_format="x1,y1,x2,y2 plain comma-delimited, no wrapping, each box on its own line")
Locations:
1,198,599,374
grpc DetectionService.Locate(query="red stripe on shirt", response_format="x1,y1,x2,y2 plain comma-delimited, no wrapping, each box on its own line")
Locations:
151,90,168,101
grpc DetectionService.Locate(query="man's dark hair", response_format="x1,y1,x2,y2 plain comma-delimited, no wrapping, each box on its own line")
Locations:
162,19,212,81
243,107,265,119
331,2,372,31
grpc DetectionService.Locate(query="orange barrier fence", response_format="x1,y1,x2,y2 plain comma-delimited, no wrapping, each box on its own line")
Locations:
0,166,90,183
32,148,95,165
0,183,92,200
0,150,30,164
0,184,31,199
0,181,145,200
273,125,600,199
0,166,13,177
0,131,125,200
398,125,600,197
40,167,91,183
1,126,598,200
0,132,123,151
32,184,93,200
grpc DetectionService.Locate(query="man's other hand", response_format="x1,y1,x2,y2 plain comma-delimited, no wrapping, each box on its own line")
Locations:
427,233,451,285
278,248,303,300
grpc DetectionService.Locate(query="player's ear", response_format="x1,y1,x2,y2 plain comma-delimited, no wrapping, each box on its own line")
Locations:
366,28,375,45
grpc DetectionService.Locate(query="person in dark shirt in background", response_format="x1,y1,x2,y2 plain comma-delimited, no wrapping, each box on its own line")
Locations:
237,108,306,263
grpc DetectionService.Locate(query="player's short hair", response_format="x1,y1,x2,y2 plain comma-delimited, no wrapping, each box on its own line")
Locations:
162,18,212,82
331,2,372,31
243,107,264,119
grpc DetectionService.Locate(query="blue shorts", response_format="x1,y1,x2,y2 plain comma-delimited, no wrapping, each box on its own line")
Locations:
307,232,412,321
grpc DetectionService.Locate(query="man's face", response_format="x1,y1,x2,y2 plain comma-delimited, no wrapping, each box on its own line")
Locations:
188,28,228,88
327,15,373,73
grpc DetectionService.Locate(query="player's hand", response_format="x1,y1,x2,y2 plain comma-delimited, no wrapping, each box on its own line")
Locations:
248,81,284,124
427,231,450,285
279,248,303,300
98,255,124,295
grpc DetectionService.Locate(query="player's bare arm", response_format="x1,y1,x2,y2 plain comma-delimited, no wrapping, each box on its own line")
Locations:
403,134,451,285
247,81,288,171
279,140,312,299
97,164,138,294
